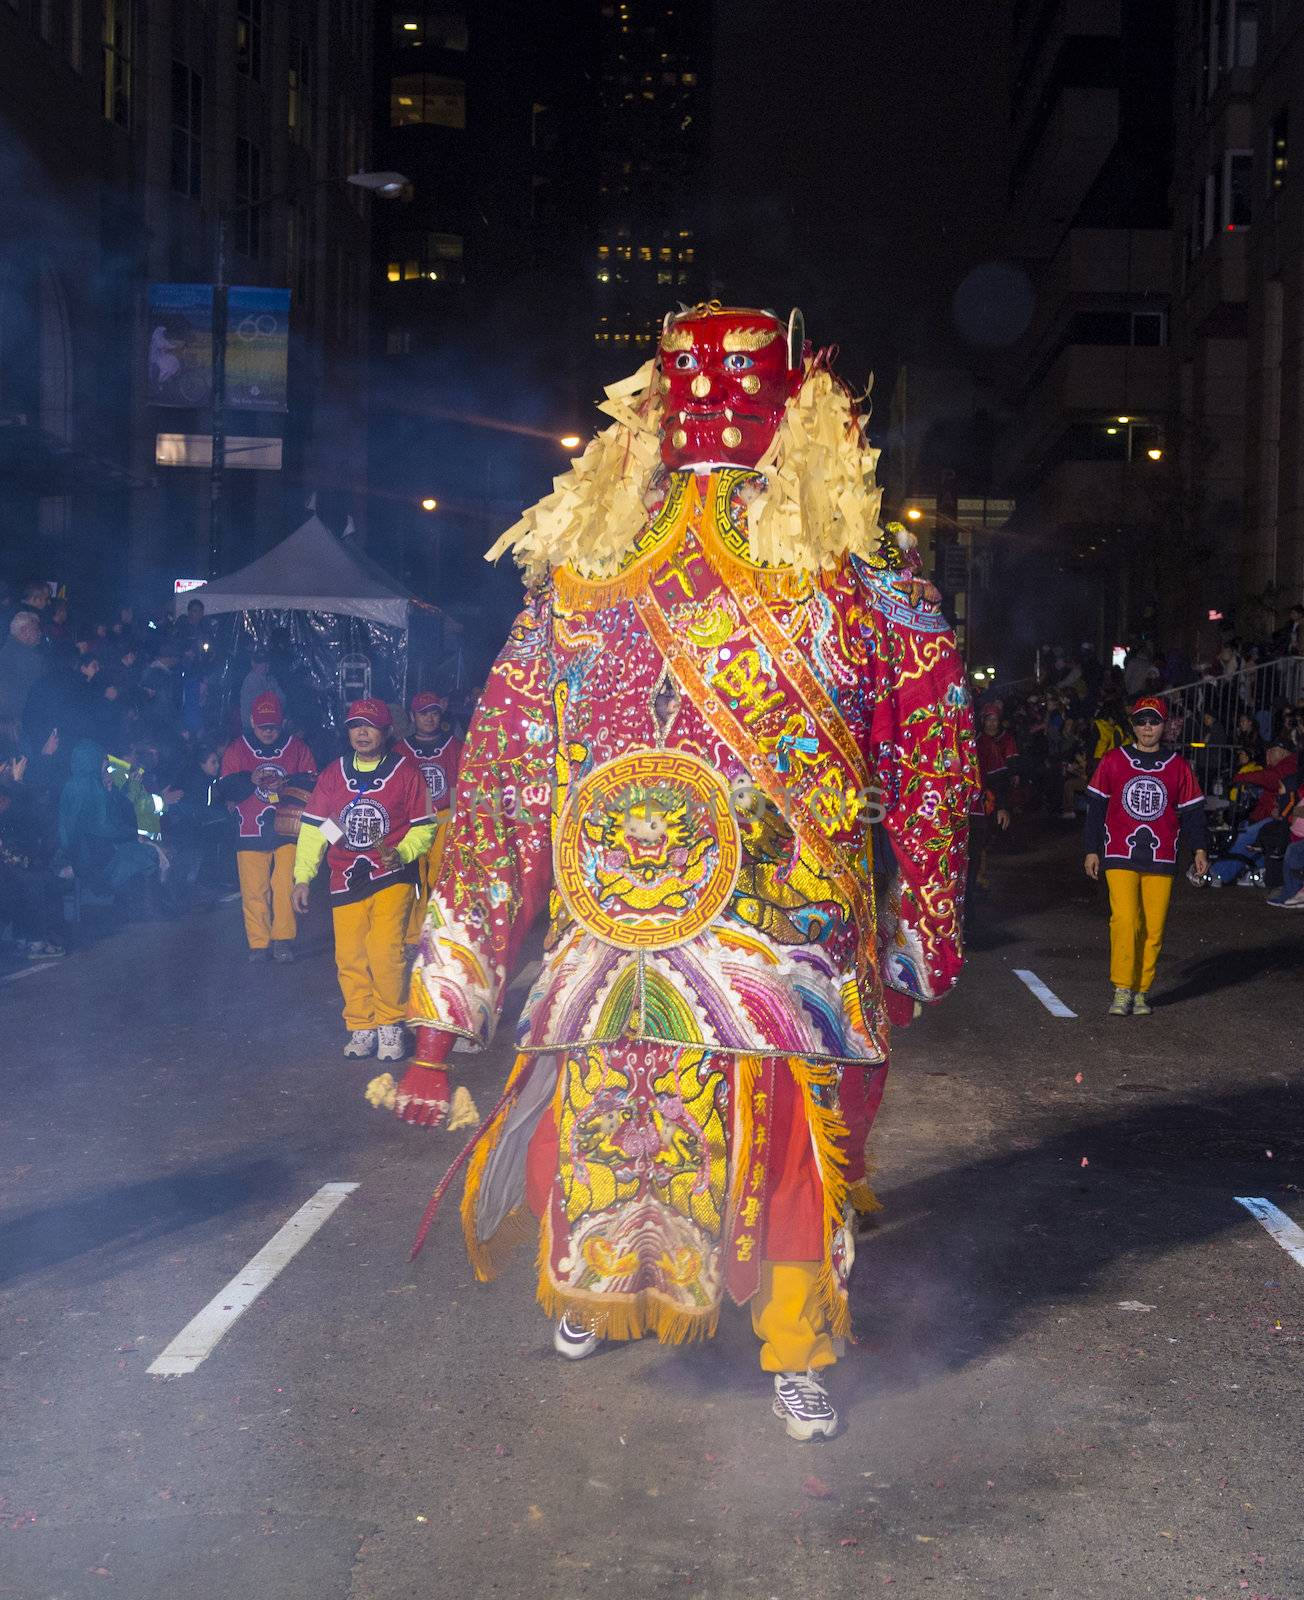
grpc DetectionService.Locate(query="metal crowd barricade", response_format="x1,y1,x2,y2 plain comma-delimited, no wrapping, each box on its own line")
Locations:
1166,657,1303,793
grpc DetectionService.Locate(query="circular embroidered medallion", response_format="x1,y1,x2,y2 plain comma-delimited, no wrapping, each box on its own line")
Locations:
555,749,741,950
1120,774,1166,822
341,796,391,850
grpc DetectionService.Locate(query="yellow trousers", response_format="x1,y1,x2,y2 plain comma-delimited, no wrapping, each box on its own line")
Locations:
236,845,297,950
404,815,451,945
331,882,414,1030
1105,869,1174,993
751,1260,836,1373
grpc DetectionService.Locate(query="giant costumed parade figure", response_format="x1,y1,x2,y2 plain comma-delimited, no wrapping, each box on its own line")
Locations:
367,304,979,1440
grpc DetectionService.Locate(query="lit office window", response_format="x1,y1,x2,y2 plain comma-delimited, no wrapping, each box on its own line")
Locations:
390,73,465,128
393,7,467,49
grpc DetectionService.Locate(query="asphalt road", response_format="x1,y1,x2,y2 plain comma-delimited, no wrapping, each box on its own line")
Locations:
2,829,1302,1600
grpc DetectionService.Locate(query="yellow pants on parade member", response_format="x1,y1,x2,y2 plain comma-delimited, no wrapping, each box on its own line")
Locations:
292,699,439,1063
217,693,318,963
237,844,297,954
331,881,414,1031
1105,869,1173,997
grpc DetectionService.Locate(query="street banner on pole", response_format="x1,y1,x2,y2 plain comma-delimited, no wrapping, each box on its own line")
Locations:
225,287,291,411
147,284,214,407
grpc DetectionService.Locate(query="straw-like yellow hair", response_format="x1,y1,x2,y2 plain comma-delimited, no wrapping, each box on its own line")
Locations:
485,361,883,585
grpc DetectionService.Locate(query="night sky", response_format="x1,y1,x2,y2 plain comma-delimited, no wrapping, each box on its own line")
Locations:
708,0,1008,391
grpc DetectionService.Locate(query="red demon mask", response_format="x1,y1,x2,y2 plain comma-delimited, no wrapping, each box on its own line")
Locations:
657,305,805,470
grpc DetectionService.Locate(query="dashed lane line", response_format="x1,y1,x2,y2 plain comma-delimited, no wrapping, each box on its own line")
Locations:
1012,968,1078,1018
148,1182,359,1377
1234,1197,1304,1273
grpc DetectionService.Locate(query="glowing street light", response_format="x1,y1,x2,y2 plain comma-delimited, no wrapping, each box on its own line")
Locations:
420,496,439,512
559,434,582,451
1116,415,1132,424
1147,447,1164,461
905,507,923,521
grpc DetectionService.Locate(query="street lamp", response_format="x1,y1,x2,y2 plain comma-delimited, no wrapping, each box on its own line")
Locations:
346,171,409,198
208,170,410,578
420,496,439,511
905,506,923,521
559,434,582,451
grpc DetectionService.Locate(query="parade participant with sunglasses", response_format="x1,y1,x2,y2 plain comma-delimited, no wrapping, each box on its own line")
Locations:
1083,696,1208,1016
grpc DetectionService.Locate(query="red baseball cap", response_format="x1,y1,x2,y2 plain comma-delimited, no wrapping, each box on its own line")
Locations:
251,691,283,723
1130,695,1167,719
410,691,446,714
345,697,393,729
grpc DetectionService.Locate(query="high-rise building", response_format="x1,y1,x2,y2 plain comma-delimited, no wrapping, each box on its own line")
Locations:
993,0,1177,652
1169,0,1304,641
366,1,598,633
591,0,712,361
365,1,713,658
0,0,376,597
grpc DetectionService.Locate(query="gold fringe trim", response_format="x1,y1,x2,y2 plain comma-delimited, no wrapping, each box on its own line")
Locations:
534,1214,720,1345
730,1053,759,1215
460,1053,538,1283
847,1178,882,1216
790,1057,853,1340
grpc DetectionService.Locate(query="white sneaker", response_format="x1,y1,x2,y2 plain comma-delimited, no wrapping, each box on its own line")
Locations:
772,1369,839,1441
377,1024,407,1062
553,1314,600,1360
343,1029,378,1058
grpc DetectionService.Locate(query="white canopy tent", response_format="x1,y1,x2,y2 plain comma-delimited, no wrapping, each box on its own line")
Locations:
174,513,418,628
174,515,460,733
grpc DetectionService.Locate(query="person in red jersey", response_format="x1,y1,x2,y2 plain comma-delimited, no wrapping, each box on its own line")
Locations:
1084,695,1208,1017
217,692,316,963
291,699,438,1062
397,691,463,946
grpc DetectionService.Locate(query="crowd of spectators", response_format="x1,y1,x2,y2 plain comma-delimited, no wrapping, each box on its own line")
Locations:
0,579,473,965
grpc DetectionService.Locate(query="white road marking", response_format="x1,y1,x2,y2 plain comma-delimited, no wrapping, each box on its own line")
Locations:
148,1182,358,1376
1012,968,1077,1018
3,962,59,981
1234,1196,1304,1272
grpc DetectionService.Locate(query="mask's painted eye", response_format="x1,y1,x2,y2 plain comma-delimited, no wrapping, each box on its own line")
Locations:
723,353,754,372
673,352,699,370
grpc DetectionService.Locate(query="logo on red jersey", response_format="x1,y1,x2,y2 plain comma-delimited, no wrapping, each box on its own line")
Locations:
341,797,390,849
1121,775,1167,822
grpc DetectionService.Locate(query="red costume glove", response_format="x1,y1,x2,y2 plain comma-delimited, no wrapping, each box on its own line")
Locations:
390,1027,454,1127
394,1064,451,1128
